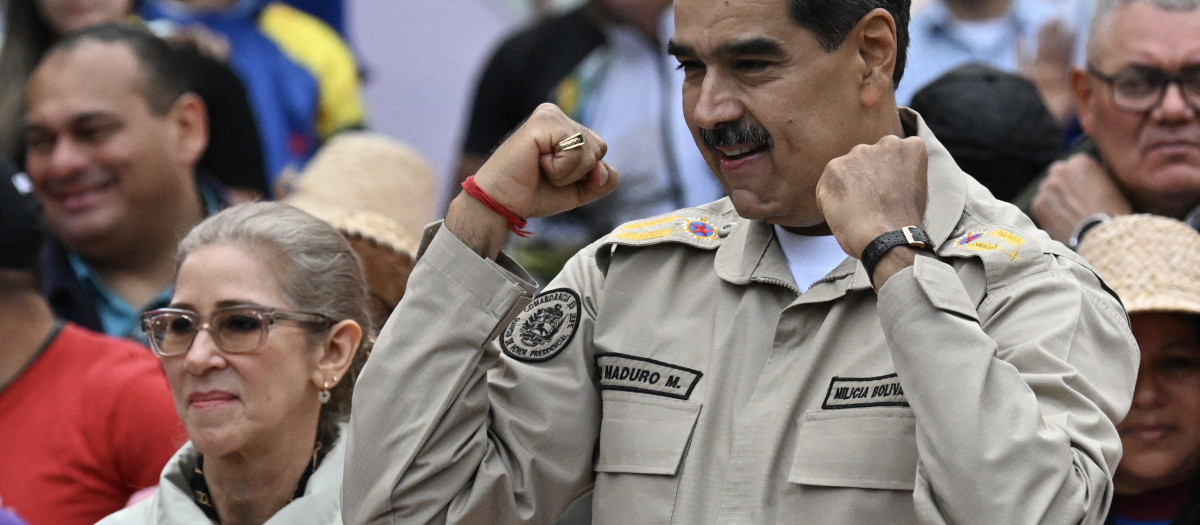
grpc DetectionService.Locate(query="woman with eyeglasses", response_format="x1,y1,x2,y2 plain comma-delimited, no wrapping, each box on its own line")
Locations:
99,202,370,524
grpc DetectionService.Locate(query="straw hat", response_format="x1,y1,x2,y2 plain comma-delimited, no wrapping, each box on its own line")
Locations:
279,131,436,258
279,132,436,327
1075,214,1200,315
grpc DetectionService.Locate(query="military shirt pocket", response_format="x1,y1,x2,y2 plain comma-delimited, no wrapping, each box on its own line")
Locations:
788,409,917,490
594,395,701,475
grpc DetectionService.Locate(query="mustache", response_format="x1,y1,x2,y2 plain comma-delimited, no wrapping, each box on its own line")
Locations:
699,124,772,148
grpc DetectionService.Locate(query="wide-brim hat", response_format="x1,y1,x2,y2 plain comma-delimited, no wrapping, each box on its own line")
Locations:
1076,214,1200,315
279,132,436,257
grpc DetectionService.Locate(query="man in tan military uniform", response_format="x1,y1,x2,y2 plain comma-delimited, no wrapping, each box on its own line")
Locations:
344,0,1139,523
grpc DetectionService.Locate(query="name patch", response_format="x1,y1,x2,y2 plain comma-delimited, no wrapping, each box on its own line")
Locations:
501,289,580,362
595,353,702,400
822,373,909,409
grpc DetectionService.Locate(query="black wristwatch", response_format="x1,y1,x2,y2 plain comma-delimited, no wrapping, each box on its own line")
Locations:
860,226,934,286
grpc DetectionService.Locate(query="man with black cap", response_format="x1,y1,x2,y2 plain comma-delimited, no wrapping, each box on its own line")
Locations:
0,175,182,524
909,63,1063,202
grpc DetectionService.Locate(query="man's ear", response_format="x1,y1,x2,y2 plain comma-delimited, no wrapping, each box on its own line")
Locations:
1069,67,1096,133
853,8,898,108
310,319,363,391
170,92,209,168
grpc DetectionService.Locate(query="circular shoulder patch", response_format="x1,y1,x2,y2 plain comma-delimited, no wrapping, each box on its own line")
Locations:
687,219,715,239
501,288,581,362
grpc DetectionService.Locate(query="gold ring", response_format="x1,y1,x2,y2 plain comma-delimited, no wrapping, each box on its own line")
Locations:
553,132,586,154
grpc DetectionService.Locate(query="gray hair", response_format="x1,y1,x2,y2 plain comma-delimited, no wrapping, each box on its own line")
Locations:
1089,0,1200,60
786,0,911,88
175,201,371,446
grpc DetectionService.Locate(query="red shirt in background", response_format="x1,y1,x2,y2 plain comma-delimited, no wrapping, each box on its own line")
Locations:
0,323,184,525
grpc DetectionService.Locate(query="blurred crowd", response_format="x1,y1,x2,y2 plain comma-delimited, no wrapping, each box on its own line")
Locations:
0,0,1198,524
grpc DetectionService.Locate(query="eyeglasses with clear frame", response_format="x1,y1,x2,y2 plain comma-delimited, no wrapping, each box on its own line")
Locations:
141,305,336,358
1087,64,1200,114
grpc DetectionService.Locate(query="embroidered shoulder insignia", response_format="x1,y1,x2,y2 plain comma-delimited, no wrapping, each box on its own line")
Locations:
501,288,581,362
687,219,715,239
955,229,1026,262
610,214,725,247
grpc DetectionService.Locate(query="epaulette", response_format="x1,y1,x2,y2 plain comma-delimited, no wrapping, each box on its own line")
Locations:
600,204,737,250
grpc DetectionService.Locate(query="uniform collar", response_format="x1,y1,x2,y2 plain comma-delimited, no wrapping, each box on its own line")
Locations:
713,217,790,289
908,107,969,249
712,108,968,293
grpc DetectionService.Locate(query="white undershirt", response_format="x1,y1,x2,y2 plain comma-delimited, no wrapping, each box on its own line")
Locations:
773,226,849,293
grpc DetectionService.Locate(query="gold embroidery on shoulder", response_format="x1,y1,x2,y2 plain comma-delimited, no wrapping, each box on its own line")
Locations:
958,229,1026,262
617,215,682,232
615,229,675,241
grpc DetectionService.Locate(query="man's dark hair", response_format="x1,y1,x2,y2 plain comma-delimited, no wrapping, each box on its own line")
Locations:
43,23,189,116
787,0,910,88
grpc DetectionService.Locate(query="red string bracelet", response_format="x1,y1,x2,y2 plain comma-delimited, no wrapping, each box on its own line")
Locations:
461,175,532,238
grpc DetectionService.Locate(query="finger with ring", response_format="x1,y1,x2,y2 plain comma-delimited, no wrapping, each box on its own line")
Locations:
553,132,586,154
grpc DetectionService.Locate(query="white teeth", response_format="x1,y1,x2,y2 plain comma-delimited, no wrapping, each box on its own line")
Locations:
719,145,755,157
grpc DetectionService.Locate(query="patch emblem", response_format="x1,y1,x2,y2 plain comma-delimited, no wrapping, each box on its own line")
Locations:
615,228,674,242
619,215,682,230
501,289,581,362
957,229,1026,261
595,353,703,400
687,219,715,239
611,214,724,246
957,231,985,246
822,373,909,409
614,215,681,242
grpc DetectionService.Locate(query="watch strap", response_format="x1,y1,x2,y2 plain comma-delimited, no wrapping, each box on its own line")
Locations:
1067,213,1112,250
860,226,933,286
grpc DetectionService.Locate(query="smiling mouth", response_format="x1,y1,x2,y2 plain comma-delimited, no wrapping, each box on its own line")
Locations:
718,143,767,161
55,187,110,214
49,176,116,213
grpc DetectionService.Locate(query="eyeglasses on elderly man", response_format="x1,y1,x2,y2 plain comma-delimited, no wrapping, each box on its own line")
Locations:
1087,64,1200,114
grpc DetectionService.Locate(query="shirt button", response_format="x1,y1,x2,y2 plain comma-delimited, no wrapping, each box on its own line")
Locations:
718,222,735,237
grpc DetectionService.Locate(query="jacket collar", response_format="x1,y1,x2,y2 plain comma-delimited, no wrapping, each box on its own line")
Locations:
150,428,347,523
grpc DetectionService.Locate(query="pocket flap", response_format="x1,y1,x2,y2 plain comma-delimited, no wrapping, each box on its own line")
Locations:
789,410,917,491
914,256,979,322
594,397,701,476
